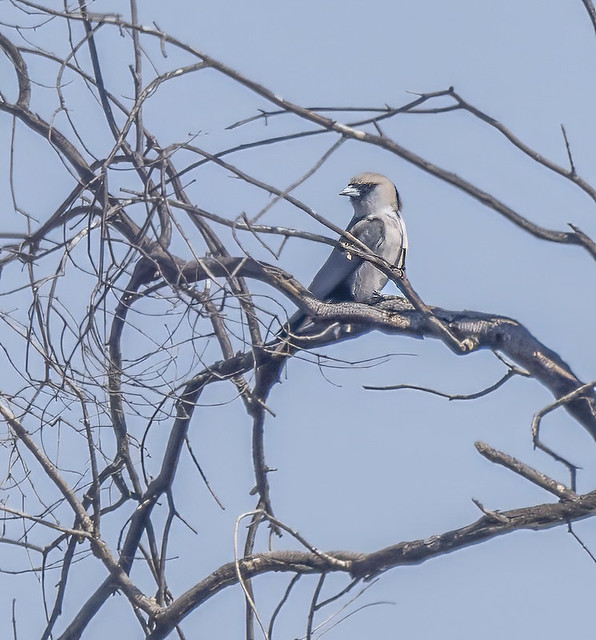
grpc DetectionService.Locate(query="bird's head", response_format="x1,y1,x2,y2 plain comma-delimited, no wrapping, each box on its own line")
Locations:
339,172,401,218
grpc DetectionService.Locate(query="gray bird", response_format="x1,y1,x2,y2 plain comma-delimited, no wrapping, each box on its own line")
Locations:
286,172,408,334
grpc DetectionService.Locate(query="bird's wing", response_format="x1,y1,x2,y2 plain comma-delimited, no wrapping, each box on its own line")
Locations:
307,247,358,299
348,216,386,253
283,216,386,336
308,216,385,299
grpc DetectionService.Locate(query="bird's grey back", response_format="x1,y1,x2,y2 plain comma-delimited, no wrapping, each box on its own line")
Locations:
284,172,407,334
346,210,407,302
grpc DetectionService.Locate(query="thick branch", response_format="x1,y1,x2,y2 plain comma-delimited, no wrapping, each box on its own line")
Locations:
155,255,596,439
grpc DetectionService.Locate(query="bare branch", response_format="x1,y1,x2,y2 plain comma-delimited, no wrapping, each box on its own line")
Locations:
0,8,594,638
145,488,596,639
474,442,579,501
581,0,596,35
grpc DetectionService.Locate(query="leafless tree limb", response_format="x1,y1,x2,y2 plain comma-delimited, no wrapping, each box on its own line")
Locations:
0,5,594,638
144,487,596,639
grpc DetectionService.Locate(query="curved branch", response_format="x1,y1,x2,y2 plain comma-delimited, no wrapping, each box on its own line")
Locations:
127,253,596,439
146,488,596,638
445,88,596,202
581,0,596,35
0,32,31,109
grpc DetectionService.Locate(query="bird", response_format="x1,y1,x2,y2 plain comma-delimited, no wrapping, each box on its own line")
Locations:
285,172,408,335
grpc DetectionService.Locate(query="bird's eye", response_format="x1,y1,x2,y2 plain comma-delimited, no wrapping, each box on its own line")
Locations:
355,183,374,197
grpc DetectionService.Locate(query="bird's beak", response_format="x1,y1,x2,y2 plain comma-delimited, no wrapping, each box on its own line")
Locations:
339,184,360,197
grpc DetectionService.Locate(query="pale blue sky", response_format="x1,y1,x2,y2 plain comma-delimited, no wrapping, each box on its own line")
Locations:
1,1,595,638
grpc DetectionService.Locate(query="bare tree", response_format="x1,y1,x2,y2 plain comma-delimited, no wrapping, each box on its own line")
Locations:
1,2,595,639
